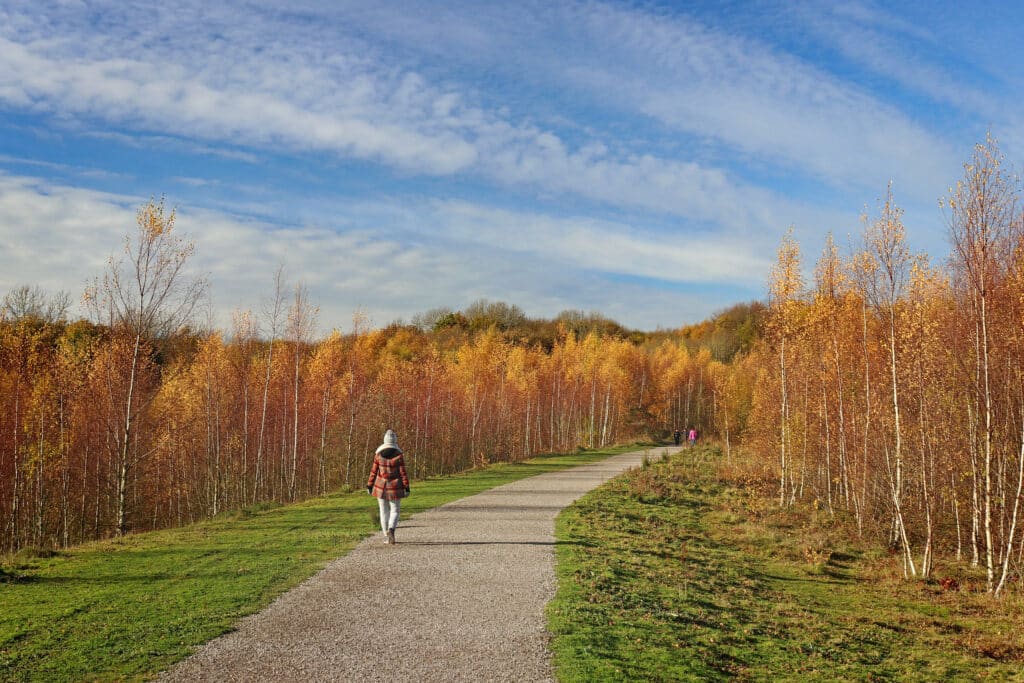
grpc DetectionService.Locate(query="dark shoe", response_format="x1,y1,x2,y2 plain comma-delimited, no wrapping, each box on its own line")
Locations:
387,529,395,545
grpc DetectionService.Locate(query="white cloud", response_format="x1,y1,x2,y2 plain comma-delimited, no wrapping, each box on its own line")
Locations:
0,175,133,308
0,0,927,229
0,173,765,331
553,2,962,201
262,1,968,201
802,3,1000,119
428,200,772,286
83,131,262,164
0,36,478,176
0,0,989,330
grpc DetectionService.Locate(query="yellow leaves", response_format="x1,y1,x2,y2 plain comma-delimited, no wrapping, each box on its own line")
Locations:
768,228,804,306
136,198,175,242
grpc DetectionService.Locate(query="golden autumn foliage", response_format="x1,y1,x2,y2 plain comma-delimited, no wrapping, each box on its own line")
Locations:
746,136,1024,594
0,303,730,552
5,137,1022,598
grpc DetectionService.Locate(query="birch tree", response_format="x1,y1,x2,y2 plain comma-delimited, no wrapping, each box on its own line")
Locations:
863,185,917,577
767,229,804,505
84,199,204,536
945,134,1018,592
286,283,317,501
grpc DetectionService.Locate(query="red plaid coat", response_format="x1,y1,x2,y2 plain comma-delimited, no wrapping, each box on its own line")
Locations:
367,449,409,501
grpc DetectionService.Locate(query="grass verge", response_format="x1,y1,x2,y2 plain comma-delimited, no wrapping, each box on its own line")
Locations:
548,445,1024,682
0,444,643,682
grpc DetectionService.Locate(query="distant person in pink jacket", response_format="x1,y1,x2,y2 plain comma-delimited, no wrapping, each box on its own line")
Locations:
688,427,697,447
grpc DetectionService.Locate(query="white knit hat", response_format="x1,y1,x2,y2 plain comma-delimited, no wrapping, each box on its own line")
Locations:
375,429,402,454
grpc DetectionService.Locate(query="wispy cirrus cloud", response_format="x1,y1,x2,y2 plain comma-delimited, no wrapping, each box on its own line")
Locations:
0,0,917,230
282,1,967,200
554,2,962,201
0,36,478,175
0,154,133,183
83,131,262,164
0,0,1010,329
800,2,1001,118
429,200,771,286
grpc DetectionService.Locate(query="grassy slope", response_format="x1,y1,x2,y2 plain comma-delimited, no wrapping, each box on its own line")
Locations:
548,446,1024,682
0,445,640,682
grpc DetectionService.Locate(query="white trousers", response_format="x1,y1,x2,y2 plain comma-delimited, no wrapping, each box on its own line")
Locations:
377,497,401,532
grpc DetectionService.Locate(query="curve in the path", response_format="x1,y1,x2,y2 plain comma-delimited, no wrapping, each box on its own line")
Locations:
159,446,676,683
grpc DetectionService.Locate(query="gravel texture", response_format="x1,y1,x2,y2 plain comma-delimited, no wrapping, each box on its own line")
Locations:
158,446,673,682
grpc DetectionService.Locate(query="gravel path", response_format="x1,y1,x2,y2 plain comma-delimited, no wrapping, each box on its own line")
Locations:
158,446,674,682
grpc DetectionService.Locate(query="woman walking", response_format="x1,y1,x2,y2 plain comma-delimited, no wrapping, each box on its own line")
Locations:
367,429,410,544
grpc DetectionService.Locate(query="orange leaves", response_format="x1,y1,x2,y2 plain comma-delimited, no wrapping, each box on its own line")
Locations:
1,301,740,552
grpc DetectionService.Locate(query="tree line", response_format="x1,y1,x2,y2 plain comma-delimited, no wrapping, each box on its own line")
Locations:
0,205,737,552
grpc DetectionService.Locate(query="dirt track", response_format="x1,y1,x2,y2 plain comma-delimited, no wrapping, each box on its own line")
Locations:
158,446,674,682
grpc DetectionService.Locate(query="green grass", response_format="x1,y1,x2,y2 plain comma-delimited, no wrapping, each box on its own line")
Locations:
548,445,1024,682
0,444,643,682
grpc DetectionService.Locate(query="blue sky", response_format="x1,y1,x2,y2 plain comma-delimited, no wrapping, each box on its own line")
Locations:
1,0,1021,331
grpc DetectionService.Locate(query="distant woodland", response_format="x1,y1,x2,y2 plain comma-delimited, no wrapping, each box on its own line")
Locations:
3,135,1023,595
